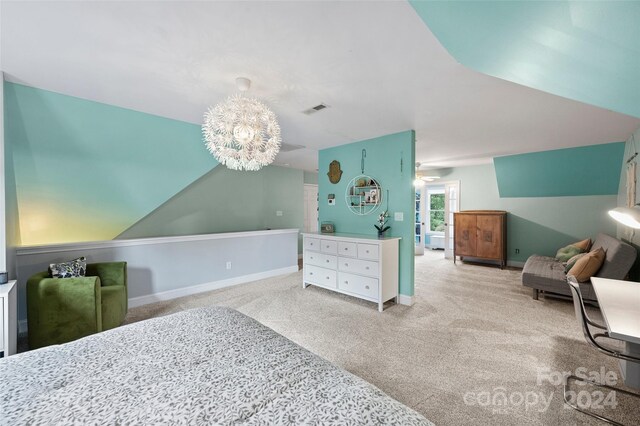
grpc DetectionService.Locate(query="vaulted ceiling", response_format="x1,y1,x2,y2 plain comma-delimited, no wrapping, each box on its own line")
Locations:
2,1,638,171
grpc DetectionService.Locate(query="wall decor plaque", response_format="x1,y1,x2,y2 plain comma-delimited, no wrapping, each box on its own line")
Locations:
327,160,343,184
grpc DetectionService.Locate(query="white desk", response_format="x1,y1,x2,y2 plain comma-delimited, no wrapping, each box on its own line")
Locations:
591,277,640,389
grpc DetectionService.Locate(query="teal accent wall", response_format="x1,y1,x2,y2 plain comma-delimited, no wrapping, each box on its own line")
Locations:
432,163,617,264
494,142,625,198
118,165,304,247
409,1,640,118
303,171,318,185
319,130,415,296
4,82,218,245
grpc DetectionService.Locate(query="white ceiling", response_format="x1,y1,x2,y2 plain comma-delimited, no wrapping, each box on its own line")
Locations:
2,1,638,172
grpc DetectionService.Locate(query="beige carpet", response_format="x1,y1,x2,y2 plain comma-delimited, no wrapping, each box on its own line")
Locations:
127,251,640,425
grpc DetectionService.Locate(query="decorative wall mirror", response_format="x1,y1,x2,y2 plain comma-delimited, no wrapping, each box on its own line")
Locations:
345,174,382,215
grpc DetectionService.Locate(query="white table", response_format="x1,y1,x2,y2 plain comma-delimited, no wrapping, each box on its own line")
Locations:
591,277,640,389
0,280,17,357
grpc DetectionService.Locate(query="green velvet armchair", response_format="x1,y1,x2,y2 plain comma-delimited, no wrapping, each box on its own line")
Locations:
27,262,128,349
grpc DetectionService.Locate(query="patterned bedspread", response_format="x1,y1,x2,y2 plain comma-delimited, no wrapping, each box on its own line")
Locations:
1,307,432,425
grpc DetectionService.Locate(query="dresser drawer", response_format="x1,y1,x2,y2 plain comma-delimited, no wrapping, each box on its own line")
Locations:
338,257,378,277
304,265,337,288
338,272,379,299
338,241,357,257
304,251,337,269
320,239,338,254
357,243,379,260
304,237,321,252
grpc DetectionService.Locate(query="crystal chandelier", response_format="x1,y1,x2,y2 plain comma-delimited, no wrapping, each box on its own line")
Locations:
202,77,282,171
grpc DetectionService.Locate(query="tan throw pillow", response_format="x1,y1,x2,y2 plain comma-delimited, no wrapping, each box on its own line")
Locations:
568,248,605,282
571,238,592,252
564,252,587,273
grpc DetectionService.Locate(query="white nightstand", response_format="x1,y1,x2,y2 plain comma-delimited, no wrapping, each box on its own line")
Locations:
0,280,17,357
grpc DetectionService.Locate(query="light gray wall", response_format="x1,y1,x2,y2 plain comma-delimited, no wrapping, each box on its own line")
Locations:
117,165,305,252
15,229,299,324
303,171,318,185
431,164,617,263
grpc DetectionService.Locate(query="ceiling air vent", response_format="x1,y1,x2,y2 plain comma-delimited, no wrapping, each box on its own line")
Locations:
302,103,329,115
280,143,305,152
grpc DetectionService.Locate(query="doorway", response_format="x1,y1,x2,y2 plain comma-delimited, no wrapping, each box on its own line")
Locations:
422,181,460,259
303,184,318,232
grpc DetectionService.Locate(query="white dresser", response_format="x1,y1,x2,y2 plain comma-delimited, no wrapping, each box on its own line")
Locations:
301,232,400,312
0,280,17,357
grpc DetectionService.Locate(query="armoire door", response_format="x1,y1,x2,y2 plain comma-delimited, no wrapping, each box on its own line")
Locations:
476,215,502,259
454,214,476,256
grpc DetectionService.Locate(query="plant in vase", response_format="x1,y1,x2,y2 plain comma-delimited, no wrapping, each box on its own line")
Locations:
374,210,390,237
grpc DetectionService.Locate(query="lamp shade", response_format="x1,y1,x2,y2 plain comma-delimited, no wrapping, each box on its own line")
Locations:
608,206,640,229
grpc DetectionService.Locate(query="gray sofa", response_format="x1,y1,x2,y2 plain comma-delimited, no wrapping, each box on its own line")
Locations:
522,233,636,301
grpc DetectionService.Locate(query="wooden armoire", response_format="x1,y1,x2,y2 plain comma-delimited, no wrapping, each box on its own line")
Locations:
453,210,507,269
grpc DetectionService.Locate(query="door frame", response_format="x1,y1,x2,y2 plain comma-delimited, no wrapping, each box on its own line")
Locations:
303,184,319,233
423,180,460,258
415,186,426,255
443,180,460,259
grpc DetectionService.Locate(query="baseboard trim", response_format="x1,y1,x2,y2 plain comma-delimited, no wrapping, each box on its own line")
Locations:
507,260,525,268
128,265,299,309
16,266,299,335
398,294,415,306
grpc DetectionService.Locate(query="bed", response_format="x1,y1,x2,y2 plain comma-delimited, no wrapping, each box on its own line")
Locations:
0,306,432,425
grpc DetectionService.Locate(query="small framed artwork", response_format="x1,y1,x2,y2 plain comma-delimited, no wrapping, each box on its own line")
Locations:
369,189,378,204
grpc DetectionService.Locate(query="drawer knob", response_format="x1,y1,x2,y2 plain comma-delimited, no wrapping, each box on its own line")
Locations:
325,276,330,280
366,250,369,253
310,272,314,275
365,285,370,289
365,266,370,270
344,247,348,251
326,245,330,248
344,281,348,284
345,263,348,267
326,259,329,263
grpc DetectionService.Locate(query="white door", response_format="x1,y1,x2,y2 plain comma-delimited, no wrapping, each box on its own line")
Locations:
444,181,460,259
415,187,425,255
304,184,318,232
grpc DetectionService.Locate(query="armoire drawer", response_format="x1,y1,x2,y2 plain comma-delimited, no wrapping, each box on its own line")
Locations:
338,257,378,277
304,265,337,288
304,251,337,269
338,272,378,299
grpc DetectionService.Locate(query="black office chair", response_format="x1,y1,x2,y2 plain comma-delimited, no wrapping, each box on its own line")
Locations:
565,275,640,425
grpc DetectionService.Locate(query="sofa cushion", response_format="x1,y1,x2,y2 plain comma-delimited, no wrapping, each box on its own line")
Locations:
567,248,605,282
522,255,596,299
523,255,567,288
591,233,637,279
555,245,583,262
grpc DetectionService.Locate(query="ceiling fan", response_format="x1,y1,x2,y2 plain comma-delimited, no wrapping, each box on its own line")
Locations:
414,162,440,186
